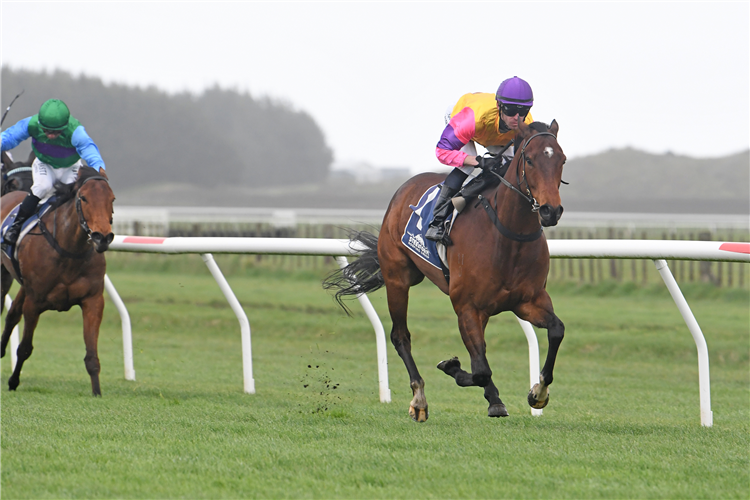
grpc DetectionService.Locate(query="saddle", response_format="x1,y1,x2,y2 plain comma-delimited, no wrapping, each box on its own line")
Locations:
400,163,507,284
1,197,58,280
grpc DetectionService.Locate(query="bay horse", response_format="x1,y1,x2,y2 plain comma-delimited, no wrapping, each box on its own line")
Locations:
1,151,34,196
325,120,566,421
1,166,115,395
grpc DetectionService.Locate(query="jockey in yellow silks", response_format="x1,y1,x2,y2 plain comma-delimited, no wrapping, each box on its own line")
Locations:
425,76,535,244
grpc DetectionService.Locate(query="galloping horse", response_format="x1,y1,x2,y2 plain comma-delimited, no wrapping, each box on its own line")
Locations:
1,166,115,395
325,120,566,421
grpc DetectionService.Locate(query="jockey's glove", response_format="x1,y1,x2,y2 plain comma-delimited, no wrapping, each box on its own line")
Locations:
475,154,503,171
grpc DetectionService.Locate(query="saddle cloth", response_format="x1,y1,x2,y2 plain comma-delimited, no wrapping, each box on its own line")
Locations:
1,197,57,260
400,184,455,270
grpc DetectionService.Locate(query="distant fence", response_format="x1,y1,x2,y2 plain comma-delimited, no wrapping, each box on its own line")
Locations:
113,207,750,287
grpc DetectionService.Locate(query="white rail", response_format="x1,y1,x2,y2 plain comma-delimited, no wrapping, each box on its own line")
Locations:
5,237,748,425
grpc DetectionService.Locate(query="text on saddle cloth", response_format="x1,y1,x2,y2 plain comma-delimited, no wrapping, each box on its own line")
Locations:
400,183,460,270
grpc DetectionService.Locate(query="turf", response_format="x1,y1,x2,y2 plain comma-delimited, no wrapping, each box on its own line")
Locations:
1,260,748,498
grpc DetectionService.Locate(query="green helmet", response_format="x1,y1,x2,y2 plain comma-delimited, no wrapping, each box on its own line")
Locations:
38,99,70,131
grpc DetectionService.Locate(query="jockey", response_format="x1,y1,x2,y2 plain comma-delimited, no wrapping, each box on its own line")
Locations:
0,99,106,249
425,76,534,244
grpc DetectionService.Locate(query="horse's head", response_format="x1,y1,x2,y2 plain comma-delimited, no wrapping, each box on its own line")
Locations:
75,167,115,253
515,120,566,226
1,151,34,196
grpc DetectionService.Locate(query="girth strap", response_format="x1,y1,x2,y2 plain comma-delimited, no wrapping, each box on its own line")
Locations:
477,195,543,243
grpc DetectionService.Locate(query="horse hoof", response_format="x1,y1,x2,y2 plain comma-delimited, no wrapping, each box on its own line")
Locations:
436,357,461,373
8,378,19,391
488,403,509,417
527,384,550,409
409,405,428,422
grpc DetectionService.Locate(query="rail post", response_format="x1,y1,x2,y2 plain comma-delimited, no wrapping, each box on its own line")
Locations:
335,256,391,403
654,259,713,427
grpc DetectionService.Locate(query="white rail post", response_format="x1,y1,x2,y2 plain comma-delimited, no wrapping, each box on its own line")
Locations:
201,253,255,394
104,275,135,381
515,316,543,416
4,296,19,372
653,259,713,427
335,256,391,403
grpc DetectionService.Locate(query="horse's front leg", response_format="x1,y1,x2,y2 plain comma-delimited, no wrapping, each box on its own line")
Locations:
8,299,39,391
81,294,104,396
437,306,508,417
1,286,24,358
516,293,565,409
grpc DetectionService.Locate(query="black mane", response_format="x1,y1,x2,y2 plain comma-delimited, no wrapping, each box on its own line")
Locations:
529,121,549,133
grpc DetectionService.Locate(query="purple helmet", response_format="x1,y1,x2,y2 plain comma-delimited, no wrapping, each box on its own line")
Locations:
496,76,534,106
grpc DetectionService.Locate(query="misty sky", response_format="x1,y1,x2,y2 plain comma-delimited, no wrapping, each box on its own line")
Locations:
2,1,748,173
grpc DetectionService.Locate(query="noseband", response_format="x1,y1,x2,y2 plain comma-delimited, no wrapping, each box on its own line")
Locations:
490,131,558,213
76,175,110,239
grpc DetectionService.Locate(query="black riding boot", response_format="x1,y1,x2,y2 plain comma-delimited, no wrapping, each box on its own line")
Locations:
2,193,40,248
425,169,468,244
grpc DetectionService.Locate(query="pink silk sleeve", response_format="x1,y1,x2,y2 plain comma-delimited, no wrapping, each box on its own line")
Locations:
435,107,476,167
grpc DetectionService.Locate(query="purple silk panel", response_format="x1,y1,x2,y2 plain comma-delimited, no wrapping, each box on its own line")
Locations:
32,138,77,158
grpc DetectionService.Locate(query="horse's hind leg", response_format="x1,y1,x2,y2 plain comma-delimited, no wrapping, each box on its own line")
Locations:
1,264,13,313
381,253,428,422
8,299,39,391
81,294,104,396
516,293,565,409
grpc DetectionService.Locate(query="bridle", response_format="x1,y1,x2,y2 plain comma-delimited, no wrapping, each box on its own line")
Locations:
36,175,110,260
489,131,559,213
476,130,562,243
75,175,110,240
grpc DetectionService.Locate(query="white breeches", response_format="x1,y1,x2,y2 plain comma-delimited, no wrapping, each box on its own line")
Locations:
31,158,82,200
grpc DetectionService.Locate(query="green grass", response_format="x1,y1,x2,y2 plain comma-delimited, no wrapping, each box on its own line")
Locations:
2,257,748,498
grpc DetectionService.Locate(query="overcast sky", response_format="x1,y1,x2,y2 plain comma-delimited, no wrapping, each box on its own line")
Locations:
2,1,748,173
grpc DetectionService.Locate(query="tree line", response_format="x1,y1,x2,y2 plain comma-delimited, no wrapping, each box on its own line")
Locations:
1,67,333,191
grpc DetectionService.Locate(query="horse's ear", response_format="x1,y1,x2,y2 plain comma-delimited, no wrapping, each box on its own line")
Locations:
517,118,531,139
98,169,109,180
548,119,559,137
1,151,12,171
25,151,36,166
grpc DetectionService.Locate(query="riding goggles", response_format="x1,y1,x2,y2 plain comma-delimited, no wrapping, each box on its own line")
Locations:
500,103,531,117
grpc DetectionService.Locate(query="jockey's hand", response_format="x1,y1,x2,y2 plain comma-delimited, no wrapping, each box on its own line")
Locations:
475,155,502,170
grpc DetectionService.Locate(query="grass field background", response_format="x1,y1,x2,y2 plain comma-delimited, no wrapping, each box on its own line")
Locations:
1,253,748,498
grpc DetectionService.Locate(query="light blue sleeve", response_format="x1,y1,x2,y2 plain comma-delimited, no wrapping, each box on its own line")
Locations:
1,117,32,151
71,125,106,171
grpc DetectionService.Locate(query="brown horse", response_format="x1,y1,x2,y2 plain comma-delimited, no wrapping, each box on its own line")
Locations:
1,166,115,395
325,120,566,421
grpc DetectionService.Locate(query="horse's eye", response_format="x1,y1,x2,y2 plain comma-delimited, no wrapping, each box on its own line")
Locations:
80,196,88,203
110,218,113,225
526,158,534,167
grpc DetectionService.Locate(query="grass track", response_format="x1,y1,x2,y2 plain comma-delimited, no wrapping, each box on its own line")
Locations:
2,260,748,499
